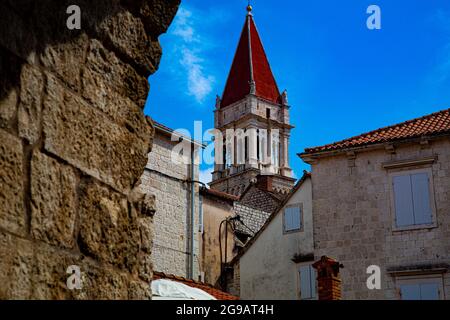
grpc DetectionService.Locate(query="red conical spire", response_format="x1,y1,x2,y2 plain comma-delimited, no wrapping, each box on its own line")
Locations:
220,7,281,108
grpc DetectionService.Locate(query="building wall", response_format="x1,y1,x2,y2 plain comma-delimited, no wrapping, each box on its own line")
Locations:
139,132,201,280
239,178,313,299
201,196,235,286
311,138,450,299
0,0,179,299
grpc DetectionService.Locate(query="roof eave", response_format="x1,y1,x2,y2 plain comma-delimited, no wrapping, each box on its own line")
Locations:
299,132,450,162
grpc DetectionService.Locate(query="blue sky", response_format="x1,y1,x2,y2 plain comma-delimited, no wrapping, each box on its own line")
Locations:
144,0,450,184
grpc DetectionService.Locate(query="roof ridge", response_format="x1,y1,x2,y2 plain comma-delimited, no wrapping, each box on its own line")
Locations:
303,108,450,153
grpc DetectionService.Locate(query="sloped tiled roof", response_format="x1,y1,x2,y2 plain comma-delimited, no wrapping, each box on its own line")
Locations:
302,108,450,154
200,187,239,202
220,13,281,108
153,272,239,300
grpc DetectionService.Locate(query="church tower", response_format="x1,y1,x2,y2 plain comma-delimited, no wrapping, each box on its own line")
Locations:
209,5,295,196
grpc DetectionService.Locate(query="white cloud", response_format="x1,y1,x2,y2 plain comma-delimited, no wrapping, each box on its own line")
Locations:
181,49,215,103
169,6,215,103
199,166,214,186
172,8,197,43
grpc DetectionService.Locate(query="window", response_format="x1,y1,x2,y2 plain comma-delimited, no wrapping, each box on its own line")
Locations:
298,264,317,300
397,276,444,300
391,170,435,229
266,108,271,119
272,138,279,169
283,204,302,233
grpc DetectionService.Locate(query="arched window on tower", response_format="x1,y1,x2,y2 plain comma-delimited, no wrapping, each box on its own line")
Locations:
222,137,227,170
271,131,280,170
256,129,260,161
226,138,233,169
235,128,246,166
244,129,249,162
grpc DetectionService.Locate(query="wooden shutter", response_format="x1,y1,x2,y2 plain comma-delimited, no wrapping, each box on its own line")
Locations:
420,283,439,300
393,175,414,227
400,284,421,300
284,206,301,232
291,206,301,230
299,265,312,299
411,173,432,225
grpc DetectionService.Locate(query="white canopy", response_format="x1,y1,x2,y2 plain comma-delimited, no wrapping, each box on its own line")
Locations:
151,279,217,300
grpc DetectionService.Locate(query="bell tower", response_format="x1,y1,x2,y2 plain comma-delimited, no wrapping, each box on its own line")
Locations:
209,5,295,196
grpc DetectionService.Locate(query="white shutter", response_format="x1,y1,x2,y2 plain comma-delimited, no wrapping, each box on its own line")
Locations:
284,206,301,232
310,266,317,298
420,283,439,300
411,173,432,225
400,284,421,300
284,207,293,231
291,207,301,230
299,265,312,299
393,175,414,227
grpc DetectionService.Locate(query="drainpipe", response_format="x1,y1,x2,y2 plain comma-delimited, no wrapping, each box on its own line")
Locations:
189,142,195,279
181,137,206,280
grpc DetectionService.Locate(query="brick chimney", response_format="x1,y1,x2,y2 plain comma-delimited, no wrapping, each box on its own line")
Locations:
256,175,273,192
312,256,343,300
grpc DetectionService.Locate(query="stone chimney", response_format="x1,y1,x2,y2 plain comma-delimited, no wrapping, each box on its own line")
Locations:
312,256,343,300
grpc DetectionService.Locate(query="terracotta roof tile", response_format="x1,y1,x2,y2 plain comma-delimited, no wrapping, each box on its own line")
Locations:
153,272,239,300
303,108,450,154
220,15,281,108
200,187,239,202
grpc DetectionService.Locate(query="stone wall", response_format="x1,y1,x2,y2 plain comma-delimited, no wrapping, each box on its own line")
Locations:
201,194,235,286
139,131,201,279
311,137,450,299
0,0,180,299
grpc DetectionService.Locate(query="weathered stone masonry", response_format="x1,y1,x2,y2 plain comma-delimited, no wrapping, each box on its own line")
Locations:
0,0,180,299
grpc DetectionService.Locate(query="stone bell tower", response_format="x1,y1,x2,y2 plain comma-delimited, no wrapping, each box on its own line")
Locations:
209,4,295,196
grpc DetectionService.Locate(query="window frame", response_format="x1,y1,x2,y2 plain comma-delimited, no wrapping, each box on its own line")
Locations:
389,168,438,232
396,274,445,300
283,203,303,234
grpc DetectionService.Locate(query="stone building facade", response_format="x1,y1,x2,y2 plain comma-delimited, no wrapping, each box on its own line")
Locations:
301,109,450,299
139,121,203,280
0,0,180,299
239,174,313,300
201,175,287,292
200,188,238,287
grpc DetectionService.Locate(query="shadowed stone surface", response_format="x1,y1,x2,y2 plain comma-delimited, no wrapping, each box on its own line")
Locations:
0,0,180,299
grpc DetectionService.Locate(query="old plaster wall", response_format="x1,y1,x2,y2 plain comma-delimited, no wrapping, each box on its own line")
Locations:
0,0,180,299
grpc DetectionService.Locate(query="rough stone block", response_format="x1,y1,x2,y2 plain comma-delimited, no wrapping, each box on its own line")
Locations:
77,263,130,300
78,181,140,273
39,33,89,91
18,64,44,144
128,279,151,300
0,232,33,299
43,75,150,191
0,89,18,130
31,243,81,300
96,10,158,74
82,39,150,108
30,151,77,249
0,130,25,236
